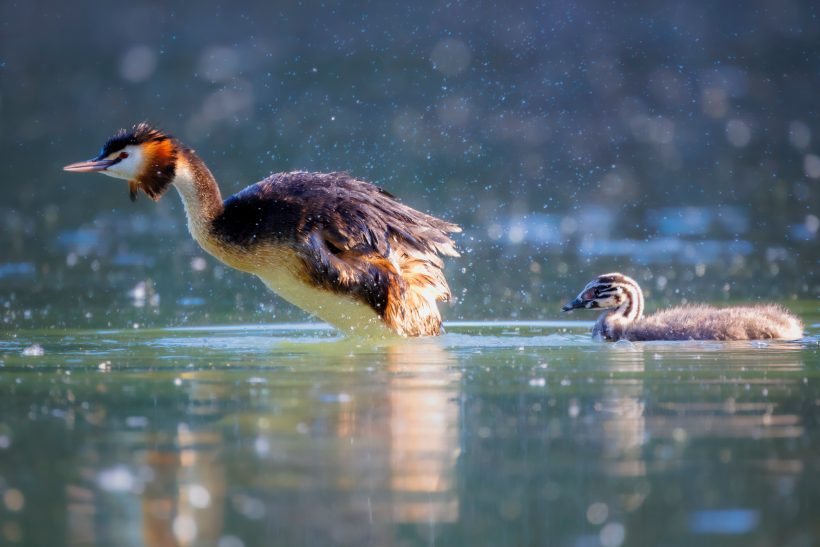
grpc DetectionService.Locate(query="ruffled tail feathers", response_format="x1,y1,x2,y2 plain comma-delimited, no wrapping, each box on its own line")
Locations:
382,253,453,337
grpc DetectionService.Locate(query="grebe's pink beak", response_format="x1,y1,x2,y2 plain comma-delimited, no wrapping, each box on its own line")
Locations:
63,158,116,172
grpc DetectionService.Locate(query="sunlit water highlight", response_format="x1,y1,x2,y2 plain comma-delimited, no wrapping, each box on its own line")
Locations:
0,319,818,546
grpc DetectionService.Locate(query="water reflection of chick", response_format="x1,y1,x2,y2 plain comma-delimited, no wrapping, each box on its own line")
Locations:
596,344,648,478
597,341,808,458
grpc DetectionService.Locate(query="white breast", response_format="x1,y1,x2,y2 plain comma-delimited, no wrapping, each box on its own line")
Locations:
256,267,394,338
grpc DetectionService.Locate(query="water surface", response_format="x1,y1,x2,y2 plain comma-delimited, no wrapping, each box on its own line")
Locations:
0,319,818,546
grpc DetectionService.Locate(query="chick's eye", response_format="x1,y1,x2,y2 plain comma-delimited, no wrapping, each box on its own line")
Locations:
118,152,129,159
583,289,596,300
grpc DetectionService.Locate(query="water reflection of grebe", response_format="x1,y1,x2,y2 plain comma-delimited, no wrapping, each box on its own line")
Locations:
65,338,461,545
384,340,460,523
563,273,803,341
64,123,460,337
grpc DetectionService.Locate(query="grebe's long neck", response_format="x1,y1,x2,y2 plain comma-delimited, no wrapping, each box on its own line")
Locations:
172,149,224,243
594,277,645,341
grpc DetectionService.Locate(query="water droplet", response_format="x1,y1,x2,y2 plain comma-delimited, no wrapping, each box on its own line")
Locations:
587,502,609,525
3,489,24,512
188,484,211,509
21,344,43,357
600,522,626,547
173,514,198,543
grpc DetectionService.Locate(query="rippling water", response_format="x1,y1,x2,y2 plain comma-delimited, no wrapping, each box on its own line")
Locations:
0,319,818,546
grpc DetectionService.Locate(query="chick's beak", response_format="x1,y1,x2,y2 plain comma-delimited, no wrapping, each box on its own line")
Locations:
561,298,584,312
63,158,116,173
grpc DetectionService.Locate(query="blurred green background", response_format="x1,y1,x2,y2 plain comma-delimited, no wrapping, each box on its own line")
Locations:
0,0,817,329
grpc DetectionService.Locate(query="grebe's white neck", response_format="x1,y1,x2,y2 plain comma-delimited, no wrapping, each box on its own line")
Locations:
172,151,224,243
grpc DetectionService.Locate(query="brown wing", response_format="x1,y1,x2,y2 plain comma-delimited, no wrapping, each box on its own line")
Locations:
292,172,460,336
215,172,459,254
273,171,460,259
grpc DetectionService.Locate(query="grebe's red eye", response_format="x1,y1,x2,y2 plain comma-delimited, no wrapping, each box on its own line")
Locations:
583,289,596,300
119,152,129,159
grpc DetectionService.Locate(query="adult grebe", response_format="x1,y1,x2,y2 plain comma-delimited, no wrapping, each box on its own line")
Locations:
64,123,460,337
562,272,803,341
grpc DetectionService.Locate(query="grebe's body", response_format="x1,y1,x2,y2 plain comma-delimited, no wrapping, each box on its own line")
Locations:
64,124,460,337
563,273,803,342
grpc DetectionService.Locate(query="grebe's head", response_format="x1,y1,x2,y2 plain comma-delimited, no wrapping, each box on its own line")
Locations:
561,272,640,312
63,122,177,201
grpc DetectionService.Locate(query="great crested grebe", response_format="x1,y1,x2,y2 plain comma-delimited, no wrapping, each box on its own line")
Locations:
63,123,460,337
562,272,803,341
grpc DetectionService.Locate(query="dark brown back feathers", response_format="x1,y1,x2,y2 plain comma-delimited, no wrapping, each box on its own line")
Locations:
211,171,460,256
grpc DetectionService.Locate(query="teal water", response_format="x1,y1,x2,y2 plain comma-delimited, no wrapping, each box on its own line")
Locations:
0,318,818,547
2,1,819,545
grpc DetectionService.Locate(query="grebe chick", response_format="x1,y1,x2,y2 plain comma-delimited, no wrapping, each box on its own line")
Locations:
63,123,460,337
562,272,803,341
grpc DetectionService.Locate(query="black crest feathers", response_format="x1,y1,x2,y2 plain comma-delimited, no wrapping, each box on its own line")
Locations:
98,122,170,159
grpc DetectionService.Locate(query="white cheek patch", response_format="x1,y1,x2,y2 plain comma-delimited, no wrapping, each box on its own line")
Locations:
101,146,144,181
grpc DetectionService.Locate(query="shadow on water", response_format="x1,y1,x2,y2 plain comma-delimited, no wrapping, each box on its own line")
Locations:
0,320,818,545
